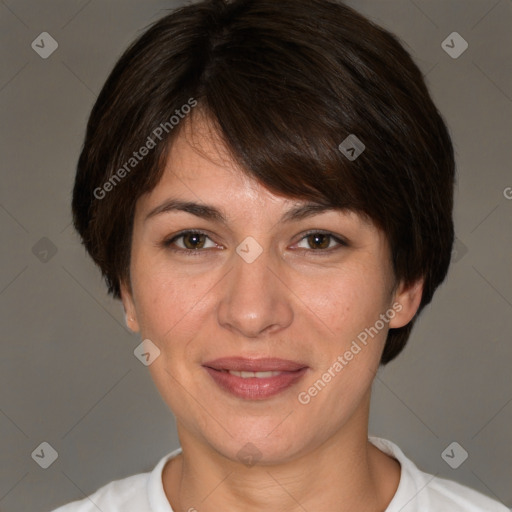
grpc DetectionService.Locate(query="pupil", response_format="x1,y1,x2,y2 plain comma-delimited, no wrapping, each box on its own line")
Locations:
309,234,329,249
185,233,204,249
182,233,330,250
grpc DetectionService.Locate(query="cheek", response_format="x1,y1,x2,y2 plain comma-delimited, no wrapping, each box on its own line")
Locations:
297,264,392,398
131,257,180,337
131,258,214,348
296,277,389,417
299,263,390,335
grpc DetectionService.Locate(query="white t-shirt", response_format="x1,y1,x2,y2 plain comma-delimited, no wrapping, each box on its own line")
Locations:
49,436,508,511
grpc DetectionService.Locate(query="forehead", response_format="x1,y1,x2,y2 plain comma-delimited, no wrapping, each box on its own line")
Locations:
166,115,257,187
136,114,377,235
140,115,297,212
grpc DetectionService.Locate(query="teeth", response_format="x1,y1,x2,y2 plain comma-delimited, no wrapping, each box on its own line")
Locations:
228,370,282,378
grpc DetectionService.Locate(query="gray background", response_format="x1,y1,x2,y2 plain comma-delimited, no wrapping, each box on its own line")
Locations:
1,0,511,510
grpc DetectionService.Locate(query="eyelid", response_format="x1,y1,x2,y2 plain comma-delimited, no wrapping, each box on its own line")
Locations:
163,229,221,253
293,229,349,252
162,229,348,254
297,229,348,244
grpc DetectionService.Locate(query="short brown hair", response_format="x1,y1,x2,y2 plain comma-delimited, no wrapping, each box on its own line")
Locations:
72,0,455,364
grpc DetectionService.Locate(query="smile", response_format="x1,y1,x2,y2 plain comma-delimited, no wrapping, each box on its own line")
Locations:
225,370,282,378
203,357,309,400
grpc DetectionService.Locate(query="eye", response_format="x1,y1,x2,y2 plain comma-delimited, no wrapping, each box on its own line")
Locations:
295,231,347,252
162,229,347,255
164,230,219,253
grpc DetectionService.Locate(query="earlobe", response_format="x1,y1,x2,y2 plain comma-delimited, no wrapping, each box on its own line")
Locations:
389,278,424,329
120,280,140,333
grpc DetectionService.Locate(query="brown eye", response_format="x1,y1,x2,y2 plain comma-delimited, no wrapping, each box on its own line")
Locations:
164,231,217,252
306,233,331,250
182,232,207,250
295,231,348,252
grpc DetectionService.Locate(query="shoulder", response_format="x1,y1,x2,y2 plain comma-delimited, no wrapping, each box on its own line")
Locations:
49,447,182,512
369,437,508,512
427,475,509,512
50,472,149,511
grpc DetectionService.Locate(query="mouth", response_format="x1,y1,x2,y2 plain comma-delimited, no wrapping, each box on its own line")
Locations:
221,370,283,378
202,357,309,400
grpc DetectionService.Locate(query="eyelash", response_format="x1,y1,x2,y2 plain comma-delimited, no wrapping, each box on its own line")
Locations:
162,229,348,256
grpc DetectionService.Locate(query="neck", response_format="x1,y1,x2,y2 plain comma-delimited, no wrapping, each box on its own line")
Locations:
163,393,400,512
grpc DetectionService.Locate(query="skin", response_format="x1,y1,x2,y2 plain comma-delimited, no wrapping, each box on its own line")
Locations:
120,115,424,512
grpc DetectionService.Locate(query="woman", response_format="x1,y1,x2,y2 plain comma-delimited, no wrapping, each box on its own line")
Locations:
52,0,508,510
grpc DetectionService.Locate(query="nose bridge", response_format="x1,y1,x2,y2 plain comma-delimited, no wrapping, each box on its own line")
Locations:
217,241,293,337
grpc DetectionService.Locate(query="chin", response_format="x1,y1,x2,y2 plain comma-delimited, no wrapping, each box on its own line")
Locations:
199,413,317,467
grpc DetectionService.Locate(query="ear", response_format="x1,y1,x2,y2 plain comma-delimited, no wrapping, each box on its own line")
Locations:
120,280,140,333
388,278,424,329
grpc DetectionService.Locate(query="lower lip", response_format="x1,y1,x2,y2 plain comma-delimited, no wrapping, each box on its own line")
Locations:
204,367,308,400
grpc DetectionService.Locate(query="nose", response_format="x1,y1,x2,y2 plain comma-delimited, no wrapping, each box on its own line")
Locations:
216,245,294,339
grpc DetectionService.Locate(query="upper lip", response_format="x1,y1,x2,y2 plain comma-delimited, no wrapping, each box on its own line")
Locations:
203,357,307,372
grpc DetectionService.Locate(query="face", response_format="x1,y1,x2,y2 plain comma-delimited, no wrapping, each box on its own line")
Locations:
121,117,422,465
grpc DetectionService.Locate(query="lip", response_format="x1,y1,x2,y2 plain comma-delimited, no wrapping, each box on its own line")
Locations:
203,357,307,372
203,357,309,400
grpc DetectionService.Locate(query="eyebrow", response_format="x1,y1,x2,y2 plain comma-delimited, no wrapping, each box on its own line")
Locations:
144,198,340,224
